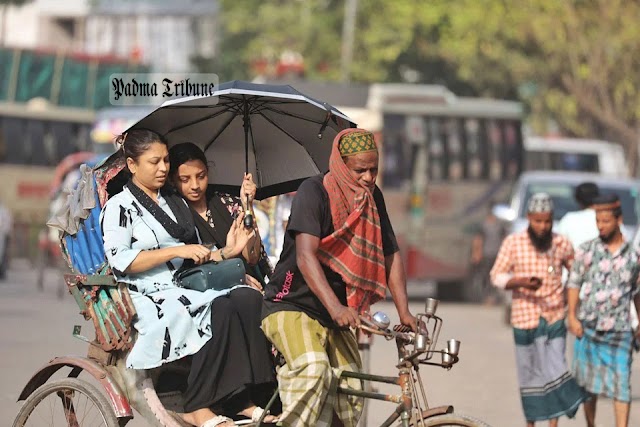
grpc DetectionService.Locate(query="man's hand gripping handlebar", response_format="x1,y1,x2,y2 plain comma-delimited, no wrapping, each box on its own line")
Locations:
358,313,417,344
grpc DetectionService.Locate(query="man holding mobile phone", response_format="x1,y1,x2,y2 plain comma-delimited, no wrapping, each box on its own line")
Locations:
490,193,587,426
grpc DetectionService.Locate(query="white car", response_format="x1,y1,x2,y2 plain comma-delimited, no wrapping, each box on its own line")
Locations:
495,171,640,238
0,202,12,279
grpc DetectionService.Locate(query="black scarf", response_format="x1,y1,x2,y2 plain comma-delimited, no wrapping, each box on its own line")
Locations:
125,179,197,244
191,189,235,248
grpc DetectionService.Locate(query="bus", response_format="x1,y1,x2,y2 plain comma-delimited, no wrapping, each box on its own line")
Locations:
523,136,629,177
0,101,95,258
0,101,96,223
0,102,151,258
340,84,524,296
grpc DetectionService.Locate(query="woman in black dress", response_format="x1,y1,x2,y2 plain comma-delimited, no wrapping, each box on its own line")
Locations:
168,142,278,425
169,142,272,287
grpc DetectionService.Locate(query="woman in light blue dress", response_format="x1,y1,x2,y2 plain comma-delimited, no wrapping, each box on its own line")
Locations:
100,130,277,427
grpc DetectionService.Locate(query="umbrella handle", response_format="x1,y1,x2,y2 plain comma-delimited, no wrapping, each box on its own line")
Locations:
244,195,254,229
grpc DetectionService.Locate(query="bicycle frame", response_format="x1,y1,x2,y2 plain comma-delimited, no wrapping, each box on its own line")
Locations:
336,299,461,427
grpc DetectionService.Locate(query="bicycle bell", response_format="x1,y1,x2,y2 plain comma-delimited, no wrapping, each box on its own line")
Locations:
371,311,391,330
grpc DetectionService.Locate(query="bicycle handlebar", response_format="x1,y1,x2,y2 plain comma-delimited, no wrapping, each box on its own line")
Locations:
358,315,415,343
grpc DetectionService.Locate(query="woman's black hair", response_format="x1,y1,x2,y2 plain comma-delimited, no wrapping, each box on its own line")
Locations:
115,129,167,164
168,142,208,176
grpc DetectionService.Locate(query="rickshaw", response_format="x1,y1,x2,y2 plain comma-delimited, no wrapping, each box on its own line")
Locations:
13,149,490,427
14,152,221,427
35,151,101,298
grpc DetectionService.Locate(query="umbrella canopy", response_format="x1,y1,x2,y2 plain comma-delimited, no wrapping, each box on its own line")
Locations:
127,80,356,199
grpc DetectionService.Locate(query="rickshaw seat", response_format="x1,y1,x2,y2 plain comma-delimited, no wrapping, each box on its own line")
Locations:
50,150,137,355
65,272,137,354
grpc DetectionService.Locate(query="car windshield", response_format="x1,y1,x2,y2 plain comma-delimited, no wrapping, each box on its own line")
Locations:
522,181,639,225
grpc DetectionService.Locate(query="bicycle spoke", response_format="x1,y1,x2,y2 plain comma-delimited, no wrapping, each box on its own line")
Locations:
19,383,111,427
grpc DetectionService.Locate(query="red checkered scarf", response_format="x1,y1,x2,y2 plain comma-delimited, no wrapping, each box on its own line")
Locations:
318,128,387,314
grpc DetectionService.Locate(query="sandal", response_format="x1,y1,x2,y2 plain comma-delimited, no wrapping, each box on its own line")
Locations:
200,415,235,427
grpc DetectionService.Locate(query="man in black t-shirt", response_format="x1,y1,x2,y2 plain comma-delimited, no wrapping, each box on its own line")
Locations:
261,129,416,427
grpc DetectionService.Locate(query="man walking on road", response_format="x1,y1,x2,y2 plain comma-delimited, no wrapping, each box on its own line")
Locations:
567,194,640,427
556,182,600,248
261,128,417,427
490,193,587,426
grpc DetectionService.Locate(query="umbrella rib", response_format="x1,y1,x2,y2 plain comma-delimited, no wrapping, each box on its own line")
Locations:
261,105,328,125
161,108,231,136
248,99,305,111
257,110,312,148
247,121,261,188
202,112,238,153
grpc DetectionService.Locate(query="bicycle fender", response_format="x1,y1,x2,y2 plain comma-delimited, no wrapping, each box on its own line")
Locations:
17,355,133,418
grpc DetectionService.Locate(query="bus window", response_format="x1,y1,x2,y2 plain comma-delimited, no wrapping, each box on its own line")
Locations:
446,118,463,181
554,152,599,172
464,118,482,179
3,117,27,164
381,114,409,189
43,128,57,165
0,123,4,161
27,120,48,166
526,150,600,173
383,133,407,188
503,121,521,179
75,125,90,152
428,118,444,181
486,120,503,181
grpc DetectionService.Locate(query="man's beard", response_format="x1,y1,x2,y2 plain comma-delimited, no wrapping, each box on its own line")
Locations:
600,228,620,244
528,226,552,252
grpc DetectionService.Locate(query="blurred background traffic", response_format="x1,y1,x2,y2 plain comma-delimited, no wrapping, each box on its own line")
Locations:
0,0,639,305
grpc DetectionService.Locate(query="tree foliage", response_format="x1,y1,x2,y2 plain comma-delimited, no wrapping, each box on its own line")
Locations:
216,0,640,172
426,0,640,172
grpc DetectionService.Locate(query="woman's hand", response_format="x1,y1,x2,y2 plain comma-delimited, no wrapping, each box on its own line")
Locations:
244,274,263,292
175,244,212,265
225,211,256,258
240,173,257,209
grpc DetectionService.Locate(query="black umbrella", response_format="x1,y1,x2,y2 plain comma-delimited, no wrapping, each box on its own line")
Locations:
128,80,356,200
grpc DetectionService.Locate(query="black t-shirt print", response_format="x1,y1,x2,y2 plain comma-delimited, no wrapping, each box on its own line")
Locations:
262,174,399,327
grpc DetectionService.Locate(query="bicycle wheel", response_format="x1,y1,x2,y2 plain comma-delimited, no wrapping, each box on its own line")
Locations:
13,378,122,427
418,413,491,427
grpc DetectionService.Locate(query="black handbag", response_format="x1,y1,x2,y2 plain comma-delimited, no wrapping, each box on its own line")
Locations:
175,259,245,292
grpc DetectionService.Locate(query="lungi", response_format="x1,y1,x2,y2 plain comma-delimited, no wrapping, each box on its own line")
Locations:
261,311,363,427
514,318,587,421
572,327,634,402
